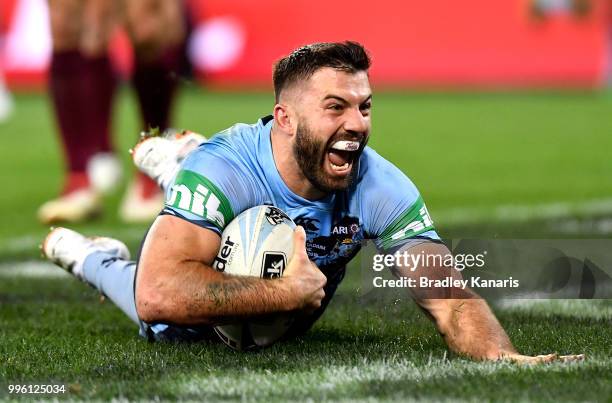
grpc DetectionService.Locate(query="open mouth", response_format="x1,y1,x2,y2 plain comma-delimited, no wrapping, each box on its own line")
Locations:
326,140,361,176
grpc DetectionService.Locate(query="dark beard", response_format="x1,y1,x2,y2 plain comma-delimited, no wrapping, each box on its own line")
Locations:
293,123,358,194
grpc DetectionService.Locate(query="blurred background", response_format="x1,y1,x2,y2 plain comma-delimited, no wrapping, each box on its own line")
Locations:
2,0,610,88
0,0,611,256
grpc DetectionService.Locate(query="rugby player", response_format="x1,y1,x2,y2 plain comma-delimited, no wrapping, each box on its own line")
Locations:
38,0,186,224
42,41,583,363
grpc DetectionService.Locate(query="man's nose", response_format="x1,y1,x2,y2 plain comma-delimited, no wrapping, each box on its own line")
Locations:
343,108,369,135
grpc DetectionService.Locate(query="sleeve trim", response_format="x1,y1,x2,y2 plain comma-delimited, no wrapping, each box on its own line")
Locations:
377,196,435,250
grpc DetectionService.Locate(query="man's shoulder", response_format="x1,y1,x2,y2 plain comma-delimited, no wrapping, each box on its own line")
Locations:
183,117,270,171
349,147,437,245
164,117,273,232
354,146,408,186
350,146,421,209
205,118,268,155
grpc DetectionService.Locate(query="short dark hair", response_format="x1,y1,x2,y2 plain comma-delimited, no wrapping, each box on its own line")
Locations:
273,41,371,102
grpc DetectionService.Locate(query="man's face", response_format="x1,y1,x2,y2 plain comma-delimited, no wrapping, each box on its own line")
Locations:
290,68,372,193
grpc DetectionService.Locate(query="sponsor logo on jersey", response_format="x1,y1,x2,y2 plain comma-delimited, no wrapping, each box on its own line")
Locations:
390,205,434,241
331,221,360,236
261,252,286,279
331,226,349,235
331,216,361,239
169,183,225,227
166,170,234,230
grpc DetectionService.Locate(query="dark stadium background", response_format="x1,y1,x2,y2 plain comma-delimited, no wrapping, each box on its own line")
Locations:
3,0,609,88
1,0,610,401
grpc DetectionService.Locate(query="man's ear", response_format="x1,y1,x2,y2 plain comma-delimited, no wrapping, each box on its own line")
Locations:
273,103,295,135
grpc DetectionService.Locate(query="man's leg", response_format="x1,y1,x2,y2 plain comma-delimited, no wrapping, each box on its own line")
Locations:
120,0,187,223
40,0,120,224
42,227,215,342
82,251,140,325
82,253,206,342
42,227,142,326
126,0,185,134
0,63,13,123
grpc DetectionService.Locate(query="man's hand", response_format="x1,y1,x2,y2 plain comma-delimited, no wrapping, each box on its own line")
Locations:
501,352,585,365
135,216,323,325
283,226,327,314
392,241,585,363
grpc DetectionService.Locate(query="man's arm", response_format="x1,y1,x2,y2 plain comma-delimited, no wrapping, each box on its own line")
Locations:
392,241,584,363
135,215,326,325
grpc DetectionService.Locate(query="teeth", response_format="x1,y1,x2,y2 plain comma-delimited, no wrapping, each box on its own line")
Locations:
330,161,350,171
331,140,360,151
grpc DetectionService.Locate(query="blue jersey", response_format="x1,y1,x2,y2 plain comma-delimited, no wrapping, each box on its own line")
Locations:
163,115,437,289
159,116,438,335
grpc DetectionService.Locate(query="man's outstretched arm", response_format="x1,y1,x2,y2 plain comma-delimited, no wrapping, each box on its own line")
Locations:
135,215,326,325
392,241,584,363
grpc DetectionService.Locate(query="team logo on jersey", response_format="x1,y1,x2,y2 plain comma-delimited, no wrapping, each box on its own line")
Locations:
261,252,286,279
294,216,320,233
265,206,290,226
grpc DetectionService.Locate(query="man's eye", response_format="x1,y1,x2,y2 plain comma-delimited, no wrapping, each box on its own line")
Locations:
328,104,343,111
360,102,372,111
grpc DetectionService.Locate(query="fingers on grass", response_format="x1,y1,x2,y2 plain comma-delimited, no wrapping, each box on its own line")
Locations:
559,354,585,363
535,353,558,363
504,352,585,365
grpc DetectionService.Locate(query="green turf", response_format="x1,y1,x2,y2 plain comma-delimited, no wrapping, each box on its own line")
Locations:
0,89,610,401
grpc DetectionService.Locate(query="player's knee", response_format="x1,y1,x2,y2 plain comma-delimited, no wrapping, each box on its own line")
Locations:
131,26,184,61
49,0,83,51
127,0,185,60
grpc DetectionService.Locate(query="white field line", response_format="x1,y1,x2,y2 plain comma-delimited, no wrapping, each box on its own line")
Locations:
549,217,612,235
171,357,601,399
434,197,612,226
495,298,612,320
0,260,69,278
0,227,146,255
1,235,42,254
2,198,612,255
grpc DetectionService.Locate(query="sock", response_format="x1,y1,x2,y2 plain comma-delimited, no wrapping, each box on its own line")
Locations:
132,46,182,198
49,51,116,174
132,45,181,133
82,251,140,326
62,172,90,195
87,54,116,154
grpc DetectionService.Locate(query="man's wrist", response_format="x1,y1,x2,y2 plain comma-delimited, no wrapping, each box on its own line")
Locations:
277,277,302,312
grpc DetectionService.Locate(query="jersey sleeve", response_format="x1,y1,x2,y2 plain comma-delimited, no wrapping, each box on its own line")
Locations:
358,149,439,252
161,140,258,235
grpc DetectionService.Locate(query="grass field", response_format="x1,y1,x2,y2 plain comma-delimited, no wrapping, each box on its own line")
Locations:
1,88,611,401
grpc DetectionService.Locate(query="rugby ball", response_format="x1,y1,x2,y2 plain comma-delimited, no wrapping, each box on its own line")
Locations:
212,205,296,350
